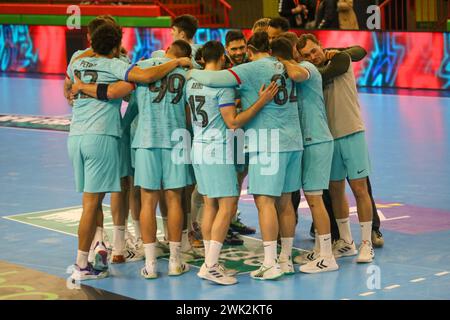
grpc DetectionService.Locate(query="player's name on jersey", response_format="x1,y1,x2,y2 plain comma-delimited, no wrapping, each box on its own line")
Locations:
0,114,71,131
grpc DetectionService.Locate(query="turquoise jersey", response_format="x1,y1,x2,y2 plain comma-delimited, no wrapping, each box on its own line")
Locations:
230,56,303,153
67,57,132,137
132,57,188,149
296,61,333,146
186,79,235,147
69,48,90,66
152,43,202,69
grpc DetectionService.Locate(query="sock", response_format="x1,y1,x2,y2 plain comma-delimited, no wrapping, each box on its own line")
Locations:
181,230,190,251
263,241,277,266
76,250,89,269
203,240,211,257
133,219,141,239
90,227,104,250
336,218,353,243
205,240,222,267
113,225,125,255
162,217,169,241
143,242,156,267
313,229,320,252
169,241,181,263
360,221,373,244
279,237,293,261
319,233,332,258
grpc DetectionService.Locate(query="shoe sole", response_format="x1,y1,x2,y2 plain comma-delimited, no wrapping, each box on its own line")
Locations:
372,241,384,248
93,250,108,271
250,272,284,281
142,274,158,279
168,269,190,276
75,271,109,281
334,250,358,258
299,265,339,274
203,276,238,286
357,257,374,263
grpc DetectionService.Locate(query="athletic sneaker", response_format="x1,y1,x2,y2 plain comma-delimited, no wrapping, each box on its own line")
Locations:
189,224,204,248
250,263,283,281
224,229,244,246
125,229,137,249
141,261,157,279
279,257,295,275
92,241,108,271
332,239,358,258
230,211,256,235
198,263,238,285
299,256,339,274
294,250,320,265
168,260,190,276
71,263,109,281
371,230,384,248
356,241,375,263
198,262,238,277
123,247,144,262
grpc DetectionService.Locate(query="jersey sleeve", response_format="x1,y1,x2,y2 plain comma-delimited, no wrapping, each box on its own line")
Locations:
109,58,136,81
228,63,252,87
217,88,236,108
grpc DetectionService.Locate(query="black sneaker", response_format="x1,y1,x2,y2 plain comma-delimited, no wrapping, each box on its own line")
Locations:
230,215,256,235
224,229,244,246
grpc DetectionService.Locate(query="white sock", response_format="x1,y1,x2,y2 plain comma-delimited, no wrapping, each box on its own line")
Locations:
169,241,181,263
203,240,211,257
279,237,293,261
263,241,277,266
76,250,89,269
113,225,125,255
205,240,222,267
90,227,104,250
313,229,320,252
162,217,169,241
319,233,332,258
143,242,156,267
133,219,141,239
181,230,190,251
336,218,353,243
360,221,373,244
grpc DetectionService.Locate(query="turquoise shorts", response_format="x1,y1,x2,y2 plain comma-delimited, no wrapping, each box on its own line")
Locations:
119,129,133,178
67,134,121,193
134,148,193,190
302,141,334,193
193,162,239,198
330,131,371,181
247,151,302,197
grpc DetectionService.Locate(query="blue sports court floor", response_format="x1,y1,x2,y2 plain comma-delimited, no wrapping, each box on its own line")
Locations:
0,74,449,300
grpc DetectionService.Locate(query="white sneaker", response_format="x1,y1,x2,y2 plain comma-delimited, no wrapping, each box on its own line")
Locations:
124,247,145,262
92,241,109,271
250,263,283,281
356,241,375,263
168,260,190,276
219,263,238,276
332,239,358,258
198,263,238,285
125,229,137,249
279,257,295,275
299,256,339,274
294,250,320,265
71,263,109,281
141,261,157,279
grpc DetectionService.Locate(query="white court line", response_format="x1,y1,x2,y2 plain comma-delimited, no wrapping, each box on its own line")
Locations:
384,284,401,290
410,278,426,283
359,292,375,297
435,271,450,276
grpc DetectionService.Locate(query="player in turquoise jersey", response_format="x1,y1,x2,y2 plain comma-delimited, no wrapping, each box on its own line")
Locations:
187,41,278,285
68,23,192,281
72,40,194,279
188,32,303,281
272,37,339,274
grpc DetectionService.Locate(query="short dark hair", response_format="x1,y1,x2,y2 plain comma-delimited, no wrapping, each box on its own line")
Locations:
269,17,290,32
270,37,294,61
170,40,192,58
225,30,246,47
298,33,320,50
91,23,122,56
87,15,117,35
247,31,270,53
278,32,299,48
171,14,199,40
201,40,225,63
